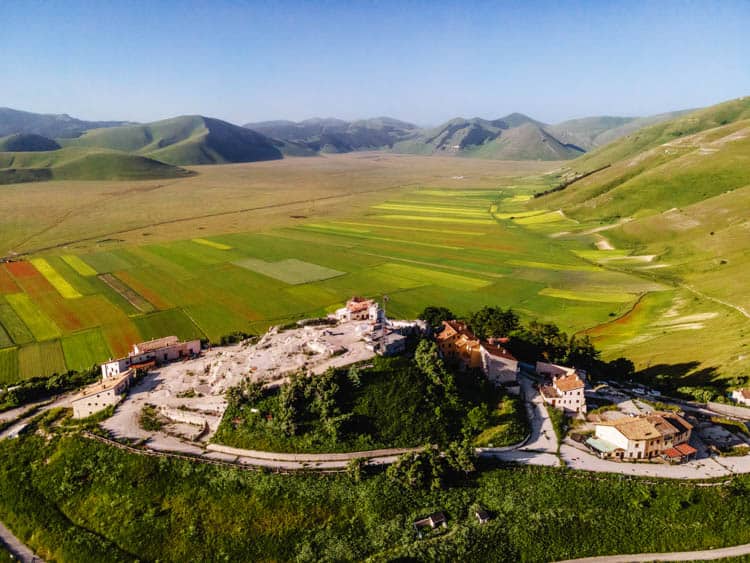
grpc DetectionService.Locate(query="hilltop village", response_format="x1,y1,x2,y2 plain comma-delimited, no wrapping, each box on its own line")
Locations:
51,296,750,475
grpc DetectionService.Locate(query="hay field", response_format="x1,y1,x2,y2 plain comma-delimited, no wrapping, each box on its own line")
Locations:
0,153,550,256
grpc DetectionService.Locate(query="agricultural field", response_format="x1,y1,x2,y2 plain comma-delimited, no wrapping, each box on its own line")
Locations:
0,153,746,384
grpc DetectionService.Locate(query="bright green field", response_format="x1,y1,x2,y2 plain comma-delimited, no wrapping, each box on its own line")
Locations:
0,180,662,383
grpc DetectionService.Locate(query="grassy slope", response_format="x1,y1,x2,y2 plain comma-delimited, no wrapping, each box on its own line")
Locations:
519,96,750,381
564,96,750,172
0,147,192,184
469,123,583,160
0,133,60,152
546,110,693,151
62,116,283,165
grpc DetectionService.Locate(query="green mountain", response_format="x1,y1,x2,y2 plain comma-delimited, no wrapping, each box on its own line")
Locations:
63,116,284,165
535,97,750,219
0,133,61,152
392,114,584,160
0,107,126,138
245,116,418,153
0,147,193,185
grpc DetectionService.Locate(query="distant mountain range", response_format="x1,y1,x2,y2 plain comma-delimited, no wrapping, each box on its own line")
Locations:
391,114,582,160
0,107,127,139
0,105,699,183
244,117,419,154
249,111,691,161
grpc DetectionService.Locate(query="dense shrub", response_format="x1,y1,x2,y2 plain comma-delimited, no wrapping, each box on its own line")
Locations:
4,435,750,562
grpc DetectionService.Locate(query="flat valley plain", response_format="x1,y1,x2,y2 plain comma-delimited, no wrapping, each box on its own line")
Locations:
0,153,747,385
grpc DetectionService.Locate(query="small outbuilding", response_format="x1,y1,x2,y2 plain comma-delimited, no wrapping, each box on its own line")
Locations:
475,508,491,524
413,512,447,537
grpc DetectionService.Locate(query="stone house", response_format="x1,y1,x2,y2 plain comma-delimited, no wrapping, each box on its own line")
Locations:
591,413,695,461
436,321,518,385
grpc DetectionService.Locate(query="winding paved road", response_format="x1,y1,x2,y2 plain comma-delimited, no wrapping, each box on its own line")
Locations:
0,521,43,562
555,542,750,562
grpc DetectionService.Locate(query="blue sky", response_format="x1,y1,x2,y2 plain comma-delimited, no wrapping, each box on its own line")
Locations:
2,1,748,125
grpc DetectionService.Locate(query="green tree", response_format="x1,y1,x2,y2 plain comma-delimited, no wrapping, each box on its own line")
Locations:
444,439,477,477
419,306,455,329
469,307,520,340
347,457,366,483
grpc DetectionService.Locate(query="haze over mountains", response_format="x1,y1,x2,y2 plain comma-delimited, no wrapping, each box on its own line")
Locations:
0,101,725,184
0,107,127,139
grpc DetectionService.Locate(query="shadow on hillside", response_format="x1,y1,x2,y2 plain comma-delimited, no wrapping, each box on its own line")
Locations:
635,362,728,396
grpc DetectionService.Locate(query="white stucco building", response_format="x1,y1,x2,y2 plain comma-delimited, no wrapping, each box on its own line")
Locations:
71,369,133,419
101,336,201,378
480,340,519,385
591,413,695,461
334,297,383,322
539,371,587,414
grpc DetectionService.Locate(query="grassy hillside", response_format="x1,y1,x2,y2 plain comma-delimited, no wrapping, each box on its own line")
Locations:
565,96,750,171
514,97,750,385
546,111,692,152
534,97,750,219
63,116,283,165
0,133,61,152
469,122,583,160
0,147,192,184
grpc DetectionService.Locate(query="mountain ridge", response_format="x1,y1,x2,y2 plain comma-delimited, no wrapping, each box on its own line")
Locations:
0,107,128,139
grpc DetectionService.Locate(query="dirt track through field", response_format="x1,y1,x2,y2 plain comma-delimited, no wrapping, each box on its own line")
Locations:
683,283,750,320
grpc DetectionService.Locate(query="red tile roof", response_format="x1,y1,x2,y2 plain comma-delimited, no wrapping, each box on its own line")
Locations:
347,297,374,312
555,373,585,392
675,443,697,456
481,341,517,361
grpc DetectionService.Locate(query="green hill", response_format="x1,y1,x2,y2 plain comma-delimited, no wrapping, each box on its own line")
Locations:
563,97,750,172
544,111,691,152
0,147,193,184
0,133,61,152
393,115,583,160
522,96,750,379
65,116,283,165
534,96,750,219
468,122,584,160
